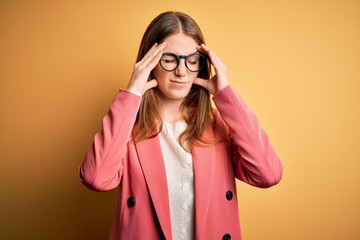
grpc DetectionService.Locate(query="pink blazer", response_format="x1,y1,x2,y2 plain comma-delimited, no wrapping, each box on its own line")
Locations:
79,85,283,240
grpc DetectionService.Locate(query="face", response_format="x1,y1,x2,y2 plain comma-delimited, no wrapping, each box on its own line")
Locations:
152,32,199,103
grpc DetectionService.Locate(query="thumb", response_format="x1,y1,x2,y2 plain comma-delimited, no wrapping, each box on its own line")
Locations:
194,77,216,95
193,77,208,89
143,79,158,94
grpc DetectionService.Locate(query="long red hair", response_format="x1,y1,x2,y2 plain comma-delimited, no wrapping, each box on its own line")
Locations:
133,11,213,151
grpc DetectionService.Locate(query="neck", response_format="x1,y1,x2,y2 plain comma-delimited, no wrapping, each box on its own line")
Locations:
159,97,184,123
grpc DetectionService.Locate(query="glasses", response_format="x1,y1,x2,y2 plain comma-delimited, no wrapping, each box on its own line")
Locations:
159,52,206,72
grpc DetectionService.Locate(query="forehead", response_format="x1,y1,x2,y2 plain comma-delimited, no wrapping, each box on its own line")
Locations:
162,32,198,55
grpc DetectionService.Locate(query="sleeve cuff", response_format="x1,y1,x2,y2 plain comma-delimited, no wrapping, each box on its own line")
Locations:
120,88,142,97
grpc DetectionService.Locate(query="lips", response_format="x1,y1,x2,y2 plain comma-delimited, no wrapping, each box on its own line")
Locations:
169,80,189,89
171,80,187,83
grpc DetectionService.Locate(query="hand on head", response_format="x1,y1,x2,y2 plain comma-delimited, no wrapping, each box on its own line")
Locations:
193,44,230,95
127,41,230,96
126,42,167,95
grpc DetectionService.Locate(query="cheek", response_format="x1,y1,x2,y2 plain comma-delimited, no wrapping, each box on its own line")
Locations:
189,72,198,81
152,65,168,81
185,72,198,84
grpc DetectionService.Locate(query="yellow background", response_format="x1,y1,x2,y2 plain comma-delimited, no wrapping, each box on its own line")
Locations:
1,0,359,239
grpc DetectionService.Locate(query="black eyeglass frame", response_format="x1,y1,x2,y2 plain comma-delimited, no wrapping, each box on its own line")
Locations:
159,52,207,72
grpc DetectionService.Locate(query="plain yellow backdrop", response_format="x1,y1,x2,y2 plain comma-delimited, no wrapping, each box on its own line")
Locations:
1,0,359,239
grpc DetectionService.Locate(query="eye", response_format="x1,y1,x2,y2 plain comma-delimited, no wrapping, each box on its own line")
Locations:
188,59,199,65
161,54,177,63
162,59,176,63
187,55,200,65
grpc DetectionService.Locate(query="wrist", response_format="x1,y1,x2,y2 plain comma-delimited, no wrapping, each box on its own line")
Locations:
214,84,231,96
126,85,143,96
216,81,230,94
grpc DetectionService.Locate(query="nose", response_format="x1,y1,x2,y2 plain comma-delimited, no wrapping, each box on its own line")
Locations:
175,59,187,77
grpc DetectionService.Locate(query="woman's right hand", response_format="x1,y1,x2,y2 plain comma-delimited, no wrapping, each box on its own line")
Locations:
126,42,167,95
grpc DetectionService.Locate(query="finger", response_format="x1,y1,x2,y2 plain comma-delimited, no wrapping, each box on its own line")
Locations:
140,42,167,68
142,43,162,60
137,45,165,75
194,77,216,95
141,43,158,60
145,47,164,71
196,44,210,55
144,79,158,93
193,77,208,89
197,44,224,71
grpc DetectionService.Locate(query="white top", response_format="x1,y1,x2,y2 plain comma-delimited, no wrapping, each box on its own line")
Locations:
159,121,194,240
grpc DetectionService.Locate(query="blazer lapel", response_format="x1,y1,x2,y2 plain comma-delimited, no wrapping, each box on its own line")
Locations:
134,127,216,240
193,127,215,240
135,135,172,240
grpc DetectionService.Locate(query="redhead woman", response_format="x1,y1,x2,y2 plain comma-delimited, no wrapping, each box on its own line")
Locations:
79,11,283,240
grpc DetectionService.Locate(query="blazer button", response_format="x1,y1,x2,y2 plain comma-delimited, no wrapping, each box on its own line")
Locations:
222,233,231,240
127,196,135,207
226,191,233,201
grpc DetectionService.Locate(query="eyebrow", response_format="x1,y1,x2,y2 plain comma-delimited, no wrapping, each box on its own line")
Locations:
162,51,199,56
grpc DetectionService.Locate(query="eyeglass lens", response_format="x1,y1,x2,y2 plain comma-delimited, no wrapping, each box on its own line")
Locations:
160,53,205,72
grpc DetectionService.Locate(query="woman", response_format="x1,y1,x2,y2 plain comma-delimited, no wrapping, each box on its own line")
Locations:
79,11,283,240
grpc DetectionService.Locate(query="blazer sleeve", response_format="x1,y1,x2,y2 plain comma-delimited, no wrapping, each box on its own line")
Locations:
78,90,142,191
213,85,283,188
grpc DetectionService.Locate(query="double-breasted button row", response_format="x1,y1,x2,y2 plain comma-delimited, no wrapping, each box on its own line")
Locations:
223,191,233,239
222,233,231,240
127,196,135,207
226,190,233,201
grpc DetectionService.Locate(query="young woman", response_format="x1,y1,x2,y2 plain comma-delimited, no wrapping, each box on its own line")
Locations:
79,11,283,240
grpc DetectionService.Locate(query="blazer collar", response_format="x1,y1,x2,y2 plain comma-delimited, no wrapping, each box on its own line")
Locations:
135,127,215,240
192,128,215,240
135,135,172,239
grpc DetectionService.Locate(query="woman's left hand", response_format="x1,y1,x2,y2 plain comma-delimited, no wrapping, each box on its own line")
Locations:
193,44,230,95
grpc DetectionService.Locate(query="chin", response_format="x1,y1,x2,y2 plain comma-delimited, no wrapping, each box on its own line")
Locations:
163,89,191,101
170,92,190,100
